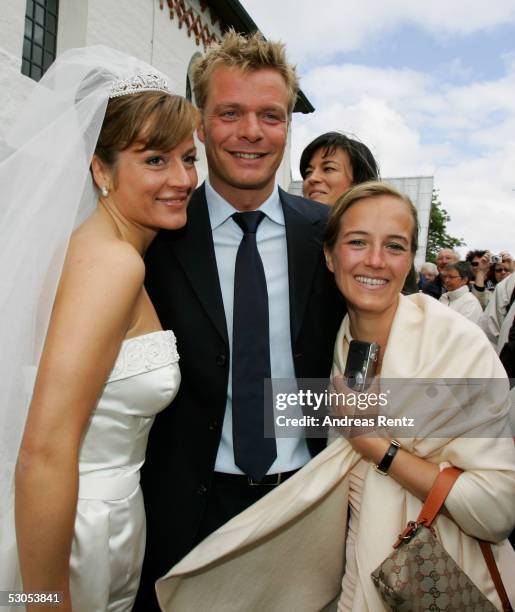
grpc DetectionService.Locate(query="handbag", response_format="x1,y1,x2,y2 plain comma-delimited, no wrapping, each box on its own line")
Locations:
371,467,513,611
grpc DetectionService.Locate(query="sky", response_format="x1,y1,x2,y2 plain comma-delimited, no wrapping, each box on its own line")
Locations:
240,0,515,257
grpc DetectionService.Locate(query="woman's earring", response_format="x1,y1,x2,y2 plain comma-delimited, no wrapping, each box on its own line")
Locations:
101,186,109,197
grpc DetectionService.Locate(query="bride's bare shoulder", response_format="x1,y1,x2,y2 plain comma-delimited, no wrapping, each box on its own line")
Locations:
63,220,145,288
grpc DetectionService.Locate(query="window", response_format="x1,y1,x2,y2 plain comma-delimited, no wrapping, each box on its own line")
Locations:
22,0,59,81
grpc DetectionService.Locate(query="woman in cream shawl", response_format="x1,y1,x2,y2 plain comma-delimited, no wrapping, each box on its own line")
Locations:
155,182,515,611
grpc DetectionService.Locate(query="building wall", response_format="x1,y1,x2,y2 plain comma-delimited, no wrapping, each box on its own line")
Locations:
0,0,294,188
0,0,25,58
0,0,33,136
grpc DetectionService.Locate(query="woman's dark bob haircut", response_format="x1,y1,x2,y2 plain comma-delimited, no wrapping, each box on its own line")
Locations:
299,131,380,184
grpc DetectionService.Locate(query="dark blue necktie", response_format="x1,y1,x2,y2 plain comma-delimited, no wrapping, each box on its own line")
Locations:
232,211,277,481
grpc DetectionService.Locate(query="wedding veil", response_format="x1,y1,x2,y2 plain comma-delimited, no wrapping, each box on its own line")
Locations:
0,45,172,590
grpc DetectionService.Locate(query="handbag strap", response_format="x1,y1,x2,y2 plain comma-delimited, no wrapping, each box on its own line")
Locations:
416,466,462,527
396,466,513,611
478,540,513,612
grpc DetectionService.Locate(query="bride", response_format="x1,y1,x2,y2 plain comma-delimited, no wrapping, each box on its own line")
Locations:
0,46,197,611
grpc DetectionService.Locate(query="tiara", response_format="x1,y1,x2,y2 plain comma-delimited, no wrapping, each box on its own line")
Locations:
109,73,171,98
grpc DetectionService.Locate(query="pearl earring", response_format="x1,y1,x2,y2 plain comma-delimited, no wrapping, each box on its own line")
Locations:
101,186,109,197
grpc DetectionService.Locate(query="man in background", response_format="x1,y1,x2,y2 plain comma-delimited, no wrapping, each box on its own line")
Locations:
421,248,459,299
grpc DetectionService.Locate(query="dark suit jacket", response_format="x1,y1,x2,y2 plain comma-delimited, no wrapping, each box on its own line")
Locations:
135,184,345,609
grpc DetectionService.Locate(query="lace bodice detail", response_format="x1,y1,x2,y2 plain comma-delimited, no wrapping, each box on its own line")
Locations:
108,330,179,383
79,330,180,477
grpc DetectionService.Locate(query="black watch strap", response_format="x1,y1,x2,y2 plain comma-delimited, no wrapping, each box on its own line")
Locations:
375,440,401,475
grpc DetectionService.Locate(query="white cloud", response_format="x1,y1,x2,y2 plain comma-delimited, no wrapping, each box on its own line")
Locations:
241,0,515,62
292,96,443,178
300,64,431,104
439,149,515,256
291,60,515,167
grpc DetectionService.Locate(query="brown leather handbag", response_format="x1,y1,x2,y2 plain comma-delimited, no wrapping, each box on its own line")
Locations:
371,467,513,611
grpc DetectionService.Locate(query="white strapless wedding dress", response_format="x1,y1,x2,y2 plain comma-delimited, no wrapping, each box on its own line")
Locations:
69,330,180,612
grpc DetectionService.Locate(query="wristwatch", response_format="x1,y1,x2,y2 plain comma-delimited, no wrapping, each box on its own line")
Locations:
374,440,401,475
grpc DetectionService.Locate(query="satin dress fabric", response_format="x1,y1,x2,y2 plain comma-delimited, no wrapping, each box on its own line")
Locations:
69,330,180,612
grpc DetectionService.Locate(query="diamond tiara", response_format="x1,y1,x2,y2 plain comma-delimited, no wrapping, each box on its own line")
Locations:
109,73,172,98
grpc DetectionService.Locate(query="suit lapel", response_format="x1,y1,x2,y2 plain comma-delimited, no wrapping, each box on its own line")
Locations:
169,184,229,346
170,186,322,348
281,188,325,344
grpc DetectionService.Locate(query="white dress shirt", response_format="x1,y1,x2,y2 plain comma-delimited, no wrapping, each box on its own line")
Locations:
205,181,311,474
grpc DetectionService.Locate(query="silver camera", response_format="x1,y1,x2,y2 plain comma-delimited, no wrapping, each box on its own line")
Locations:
344,340,380,391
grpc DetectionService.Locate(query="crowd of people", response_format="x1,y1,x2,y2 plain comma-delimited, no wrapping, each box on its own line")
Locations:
418,248,514,307
416,248,515,365
0,29,514,612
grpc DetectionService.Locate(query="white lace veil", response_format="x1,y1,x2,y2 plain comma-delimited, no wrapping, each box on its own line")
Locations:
0,45,172,590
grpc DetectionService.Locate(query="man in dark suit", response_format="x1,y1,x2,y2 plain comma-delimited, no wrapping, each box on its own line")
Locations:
136,30,344,609
421,248,459,299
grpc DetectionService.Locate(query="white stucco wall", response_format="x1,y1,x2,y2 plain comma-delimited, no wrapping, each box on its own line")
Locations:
57,0,89,52
0,0,30,136
57,0,213,97
0,0,26,58
0,49,34,138
56,0,222,183
85,0,154,64
1,0,294,187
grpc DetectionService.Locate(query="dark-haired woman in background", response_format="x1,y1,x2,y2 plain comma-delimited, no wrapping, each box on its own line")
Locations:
299,132,422,295
300,132,380,206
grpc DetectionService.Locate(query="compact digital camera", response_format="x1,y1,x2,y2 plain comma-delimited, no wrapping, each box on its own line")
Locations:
343,340,380,392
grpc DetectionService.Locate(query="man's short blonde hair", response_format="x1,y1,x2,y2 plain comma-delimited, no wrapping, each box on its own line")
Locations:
192,29,299,115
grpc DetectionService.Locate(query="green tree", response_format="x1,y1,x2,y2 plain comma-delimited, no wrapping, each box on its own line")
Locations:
426,189,465,262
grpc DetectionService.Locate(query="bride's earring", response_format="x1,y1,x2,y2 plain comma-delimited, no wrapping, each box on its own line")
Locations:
101,186,109,197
